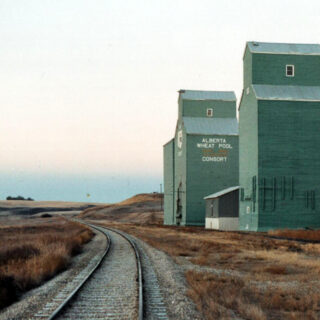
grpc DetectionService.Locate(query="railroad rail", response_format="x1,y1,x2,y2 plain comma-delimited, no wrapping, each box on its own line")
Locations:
32,223,143,320
32,222,168,320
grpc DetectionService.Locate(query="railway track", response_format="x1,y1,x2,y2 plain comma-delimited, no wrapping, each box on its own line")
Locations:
32,223,168,320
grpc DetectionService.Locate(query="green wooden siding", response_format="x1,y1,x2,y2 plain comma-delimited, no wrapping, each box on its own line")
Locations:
239,88,259,231
257,100,320,230
243,46,252,89
182,100,236,118
186,134,239,225
252,53,320,86
173,123,187,225
163,139,175,225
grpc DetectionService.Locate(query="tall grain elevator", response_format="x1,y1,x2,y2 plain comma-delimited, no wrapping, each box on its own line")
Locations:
164,90,239,226
239,41,320,231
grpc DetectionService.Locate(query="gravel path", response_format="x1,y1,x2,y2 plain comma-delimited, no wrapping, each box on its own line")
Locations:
0,228,106,320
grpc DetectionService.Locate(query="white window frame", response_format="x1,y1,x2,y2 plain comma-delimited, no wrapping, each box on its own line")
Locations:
286,64,295,77
206,108,213,117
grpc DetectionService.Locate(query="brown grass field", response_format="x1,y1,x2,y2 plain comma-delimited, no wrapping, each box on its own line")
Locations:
86,196,320,320
0,217,94,309
80,194,320,319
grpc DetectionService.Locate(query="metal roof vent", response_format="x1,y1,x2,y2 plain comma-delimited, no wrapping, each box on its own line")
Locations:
252,42,259,46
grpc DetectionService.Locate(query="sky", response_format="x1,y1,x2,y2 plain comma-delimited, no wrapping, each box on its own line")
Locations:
1,0,320,202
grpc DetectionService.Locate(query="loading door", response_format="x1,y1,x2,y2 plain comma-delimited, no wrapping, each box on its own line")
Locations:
176,183,183,225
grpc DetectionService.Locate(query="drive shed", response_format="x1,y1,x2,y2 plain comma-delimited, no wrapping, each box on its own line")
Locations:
204,186,239,230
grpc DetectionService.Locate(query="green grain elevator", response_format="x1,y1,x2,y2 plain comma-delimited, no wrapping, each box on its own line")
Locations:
239,41,320,231
164,90,239,226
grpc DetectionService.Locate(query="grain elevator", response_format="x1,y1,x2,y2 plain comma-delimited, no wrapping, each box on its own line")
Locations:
164,90,239,226
239,41,320,231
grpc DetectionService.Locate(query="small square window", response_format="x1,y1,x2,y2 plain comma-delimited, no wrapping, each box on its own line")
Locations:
207,108,213,117
286,65,294,77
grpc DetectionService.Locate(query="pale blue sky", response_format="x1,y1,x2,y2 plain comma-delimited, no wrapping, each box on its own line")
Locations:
1,1,320,202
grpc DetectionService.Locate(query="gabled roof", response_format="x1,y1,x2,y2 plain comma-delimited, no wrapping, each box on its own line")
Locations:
179,90,236,101
183,117,238,135
204,186,240,200
252,85,320,102
247,41,320,55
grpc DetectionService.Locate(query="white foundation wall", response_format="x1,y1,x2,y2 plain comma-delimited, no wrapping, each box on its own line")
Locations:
205,217,239,231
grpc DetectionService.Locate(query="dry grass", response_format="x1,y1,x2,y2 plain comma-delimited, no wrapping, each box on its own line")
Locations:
269,229,320,241
0,217,94,309
93,221,320,319
186,271,266,320
186,270,320,320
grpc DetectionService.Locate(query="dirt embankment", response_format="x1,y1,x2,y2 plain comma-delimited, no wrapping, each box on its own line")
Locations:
79,193,163,225
0,200,102,217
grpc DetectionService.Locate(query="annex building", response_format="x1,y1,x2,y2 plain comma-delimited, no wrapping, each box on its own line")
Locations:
239,41,320,231
163,90,239,226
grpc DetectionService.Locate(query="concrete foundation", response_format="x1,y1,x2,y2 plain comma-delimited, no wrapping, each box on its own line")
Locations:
205,217,239,231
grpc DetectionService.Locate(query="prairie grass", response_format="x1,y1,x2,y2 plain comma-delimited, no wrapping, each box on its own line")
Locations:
186,270,320,320
0,217,94,309
186,270,266,320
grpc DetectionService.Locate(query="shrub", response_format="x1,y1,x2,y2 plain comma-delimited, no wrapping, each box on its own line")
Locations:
0,276,19,309
41,213,52,218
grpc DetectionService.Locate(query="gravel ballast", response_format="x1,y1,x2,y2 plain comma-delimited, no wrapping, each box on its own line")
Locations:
132,236,202,320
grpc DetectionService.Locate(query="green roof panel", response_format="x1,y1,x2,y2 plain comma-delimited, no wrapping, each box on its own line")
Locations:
247,41,320,55
179,90,236,101
252,85,320,101
183,117,238,135
204,186,240,200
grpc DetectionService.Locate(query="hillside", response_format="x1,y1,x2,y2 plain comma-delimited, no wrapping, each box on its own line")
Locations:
0,200,102,217
79,193,163,225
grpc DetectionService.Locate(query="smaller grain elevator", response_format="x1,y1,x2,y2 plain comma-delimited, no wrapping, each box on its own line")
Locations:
164,90,239,226
239,41,320,231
